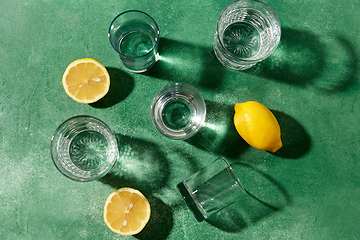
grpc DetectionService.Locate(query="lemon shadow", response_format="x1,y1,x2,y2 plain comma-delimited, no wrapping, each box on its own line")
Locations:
271,110,311,159
90,67,134,108
134,196,173,240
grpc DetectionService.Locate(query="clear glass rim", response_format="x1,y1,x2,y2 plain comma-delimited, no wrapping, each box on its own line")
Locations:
50,115,118,182
108,10,160,58
219,156,246,192
150,83,206,140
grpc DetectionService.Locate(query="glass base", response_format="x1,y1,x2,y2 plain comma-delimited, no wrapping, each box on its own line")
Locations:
119,52,159,73
213,37,257,70
176,180,206,222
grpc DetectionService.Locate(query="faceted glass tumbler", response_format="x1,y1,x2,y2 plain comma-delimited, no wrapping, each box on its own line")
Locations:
213,0,281,70
51,115,118,182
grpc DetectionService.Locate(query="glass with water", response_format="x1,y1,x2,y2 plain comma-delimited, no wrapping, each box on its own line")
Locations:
108,10,160,73
151,83,206,140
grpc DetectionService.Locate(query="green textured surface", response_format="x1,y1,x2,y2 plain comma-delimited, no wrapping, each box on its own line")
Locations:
1,0,359,239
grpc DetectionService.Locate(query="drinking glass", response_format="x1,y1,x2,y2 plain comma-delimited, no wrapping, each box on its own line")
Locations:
51,116,118,182
177,157,247,222
108,10,160,73
213,0,281,70
151,83,206,140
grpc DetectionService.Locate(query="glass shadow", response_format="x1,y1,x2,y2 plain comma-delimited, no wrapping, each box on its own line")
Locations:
247,28,358,93
185,100,249,159
99,135,174,239
99,134,170,196
145,37,226,91
206,162,291,232
146,31,357,94
314,34,358,93
246,27,325,85
186,104,311,159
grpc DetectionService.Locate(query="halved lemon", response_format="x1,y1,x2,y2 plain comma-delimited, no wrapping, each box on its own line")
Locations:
62,58,110,103
104,188,151,236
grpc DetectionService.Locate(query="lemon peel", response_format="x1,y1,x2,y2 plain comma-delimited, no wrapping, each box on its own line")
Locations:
234,101,282,152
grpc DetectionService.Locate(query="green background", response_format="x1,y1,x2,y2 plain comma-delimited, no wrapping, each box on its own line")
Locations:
1,0,359,239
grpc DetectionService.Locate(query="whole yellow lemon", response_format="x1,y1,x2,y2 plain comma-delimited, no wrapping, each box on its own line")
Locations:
234,101,282,152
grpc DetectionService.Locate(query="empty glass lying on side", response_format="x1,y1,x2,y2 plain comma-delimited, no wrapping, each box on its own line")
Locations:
151,83,206,140
177,157,247,222
213,0,281,70
51,115,118,182
108,10,160,73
